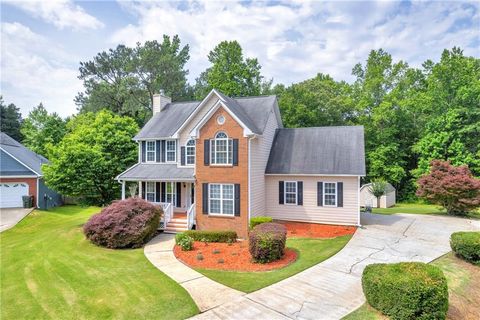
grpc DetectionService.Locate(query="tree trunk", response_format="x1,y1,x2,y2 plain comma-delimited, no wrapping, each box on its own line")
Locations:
377,197,381,209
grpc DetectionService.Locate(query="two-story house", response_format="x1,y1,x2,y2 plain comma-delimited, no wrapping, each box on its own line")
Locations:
117,89,365,238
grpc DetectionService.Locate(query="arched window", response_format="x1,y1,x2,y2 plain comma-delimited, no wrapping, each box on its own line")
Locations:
185,139,196,165
211,131,232,164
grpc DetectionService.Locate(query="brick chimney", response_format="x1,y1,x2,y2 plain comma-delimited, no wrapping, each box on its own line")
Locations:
153,90,171,114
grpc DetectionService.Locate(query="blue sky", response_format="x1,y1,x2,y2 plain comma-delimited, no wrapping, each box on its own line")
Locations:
1,0,479,117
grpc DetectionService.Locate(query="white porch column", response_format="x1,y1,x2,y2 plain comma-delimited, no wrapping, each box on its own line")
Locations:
121,180,126,200
138,181,142,199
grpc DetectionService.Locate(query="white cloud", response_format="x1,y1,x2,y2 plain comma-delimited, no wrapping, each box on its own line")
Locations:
6,0,103,31
112,0,479,85
1,22,82,117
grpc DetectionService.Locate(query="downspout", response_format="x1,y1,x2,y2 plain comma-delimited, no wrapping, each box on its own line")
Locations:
357,176,361,227
247,134,257,224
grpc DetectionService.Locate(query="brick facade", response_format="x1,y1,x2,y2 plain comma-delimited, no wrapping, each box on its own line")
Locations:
195,107,250,238
0,177,38,207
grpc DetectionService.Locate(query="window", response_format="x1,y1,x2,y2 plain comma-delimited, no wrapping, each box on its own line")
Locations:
146,141,155,162
146,182,156,202
211,132,232,165
217,115,225,125
324,182,337,206
284,181,297,205
165,182,176,206
209,184,234,215
185,139,195,165
166,140,176,162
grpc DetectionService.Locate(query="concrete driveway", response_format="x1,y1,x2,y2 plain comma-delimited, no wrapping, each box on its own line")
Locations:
192,213,480,320
0,208,34,232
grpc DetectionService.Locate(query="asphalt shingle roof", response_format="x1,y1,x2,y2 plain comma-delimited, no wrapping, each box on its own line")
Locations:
117,163,194,181
265,126,366,175
0,132,49,175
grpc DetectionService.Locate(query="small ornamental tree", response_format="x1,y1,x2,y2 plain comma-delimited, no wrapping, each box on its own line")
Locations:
369,180,388,208
416,160,480,215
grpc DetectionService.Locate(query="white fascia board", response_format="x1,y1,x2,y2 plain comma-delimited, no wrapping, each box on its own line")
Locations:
120,178,195,182
0,147,42,177
0,175,39,178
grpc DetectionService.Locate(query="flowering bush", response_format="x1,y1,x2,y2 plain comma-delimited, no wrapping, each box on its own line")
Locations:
83,197,162,248
249,222,287,263
416,160,480,215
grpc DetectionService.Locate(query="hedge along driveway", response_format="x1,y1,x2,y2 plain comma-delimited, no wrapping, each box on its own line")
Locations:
0,206,199,320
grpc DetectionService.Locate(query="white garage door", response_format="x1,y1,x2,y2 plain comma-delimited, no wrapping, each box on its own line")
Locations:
0,182,29,208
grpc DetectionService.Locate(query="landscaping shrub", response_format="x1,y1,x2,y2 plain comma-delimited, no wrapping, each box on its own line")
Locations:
183,230,237,243
450,231,480,265
362,262,448,320
249,222,287,263
175,233,194,251
83,197,162,249
249,216,273,229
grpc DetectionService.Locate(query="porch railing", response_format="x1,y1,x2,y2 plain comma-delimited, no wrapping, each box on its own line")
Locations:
154,202,173,230
187,203,195,230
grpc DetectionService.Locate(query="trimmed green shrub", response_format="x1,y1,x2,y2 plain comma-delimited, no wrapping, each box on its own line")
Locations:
183,230,237,243
249,222,287,263
450,231,480,265
175,233,193,251
362,262,448,320
249,216,273,229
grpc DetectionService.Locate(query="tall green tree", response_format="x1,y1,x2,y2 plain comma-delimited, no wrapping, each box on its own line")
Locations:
0,96,23,141
194,41,264,98
43,111,138,206
413,48,480,177
20,103,67,158
76,36,191,125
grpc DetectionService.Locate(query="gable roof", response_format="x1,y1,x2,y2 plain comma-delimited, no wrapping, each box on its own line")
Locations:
0,132,49,176
265,126,366,176
134,89,280,140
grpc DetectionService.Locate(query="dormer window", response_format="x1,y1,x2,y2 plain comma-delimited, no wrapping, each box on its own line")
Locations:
211,131,232,165
185,139,195,165
146,141,156,162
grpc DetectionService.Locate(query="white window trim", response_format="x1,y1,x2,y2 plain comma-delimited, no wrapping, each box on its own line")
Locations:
210,132,233,166
284,181,298,205
146,181,156,202
185,139,195,166
146,141,156,163
323,182,337,207
208,183,235,216
165,140,177,163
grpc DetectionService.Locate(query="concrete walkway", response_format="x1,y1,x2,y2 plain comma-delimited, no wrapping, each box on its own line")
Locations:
144,233,245,312
190,213,480,320
0,208,34,232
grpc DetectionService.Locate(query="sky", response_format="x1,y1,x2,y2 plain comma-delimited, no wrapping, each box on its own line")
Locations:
1,0,479,118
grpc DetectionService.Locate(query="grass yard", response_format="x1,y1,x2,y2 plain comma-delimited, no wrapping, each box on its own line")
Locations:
197,235,352,293
371,203,480,219
0,206,199,320
343,253,480,320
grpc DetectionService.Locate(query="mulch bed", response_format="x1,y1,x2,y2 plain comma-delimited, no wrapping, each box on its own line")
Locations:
276,220,357,238
174,241,297,272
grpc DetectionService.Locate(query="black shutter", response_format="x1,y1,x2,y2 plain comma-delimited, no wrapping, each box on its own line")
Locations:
180,146,186,166
317,182,323,206
202,183,209,214
155,182,160,202
141,182,146,199
161,182,166,202
337,182,343,207
234,184,240,216
156,140,161,162
161,140,166,162
176,182,181,207
141,141,146,162
233,139,239,166
297,181,303,205
204,140,210,165
279,181,284,205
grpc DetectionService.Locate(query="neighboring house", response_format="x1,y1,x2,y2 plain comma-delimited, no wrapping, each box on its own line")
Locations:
117,89,365,238
0,132,62,209
360,182,396,208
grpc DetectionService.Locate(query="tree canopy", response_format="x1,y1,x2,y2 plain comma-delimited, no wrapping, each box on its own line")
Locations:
0,96,23,141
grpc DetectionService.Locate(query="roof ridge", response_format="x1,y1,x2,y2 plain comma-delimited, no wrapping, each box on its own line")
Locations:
278,125,364,130
233,95,276,100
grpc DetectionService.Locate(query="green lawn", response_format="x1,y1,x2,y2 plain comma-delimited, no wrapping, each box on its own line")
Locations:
371,203,480,218
197,236,352,293
343,253,479,319
0,205,199,320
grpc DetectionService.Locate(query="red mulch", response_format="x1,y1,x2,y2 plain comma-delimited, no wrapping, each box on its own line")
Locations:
174,241,297,272
276,220,357,238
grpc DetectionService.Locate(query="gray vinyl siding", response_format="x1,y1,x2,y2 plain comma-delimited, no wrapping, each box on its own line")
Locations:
38,178,63,210
0,150,36,176
265,175,360,225
250,110,280,217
